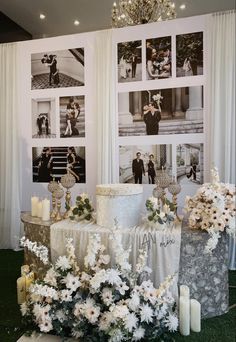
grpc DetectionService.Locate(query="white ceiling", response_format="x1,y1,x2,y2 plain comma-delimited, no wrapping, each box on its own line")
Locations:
0,0,235,39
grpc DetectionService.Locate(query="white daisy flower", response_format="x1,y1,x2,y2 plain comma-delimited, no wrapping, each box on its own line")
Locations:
39,319,53,333
101,287,113,306
63,273,81,292
60,289,72,302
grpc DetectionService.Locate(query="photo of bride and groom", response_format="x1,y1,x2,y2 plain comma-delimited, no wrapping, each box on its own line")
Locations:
117,40,142,83
60,96,85,138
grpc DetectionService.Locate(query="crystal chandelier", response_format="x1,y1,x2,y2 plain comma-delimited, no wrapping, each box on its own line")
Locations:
111,0,176,28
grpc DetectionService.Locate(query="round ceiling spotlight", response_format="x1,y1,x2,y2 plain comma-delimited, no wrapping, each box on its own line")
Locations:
39,13,46,20
74,20,80,26
179,4,186,10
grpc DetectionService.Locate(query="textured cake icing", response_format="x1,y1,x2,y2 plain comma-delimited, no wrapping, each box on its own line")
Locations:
96,184,143,228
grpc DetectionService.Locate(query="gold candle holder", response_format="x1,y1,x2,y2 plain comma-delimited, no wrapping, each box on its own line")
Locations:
61,172,76,219
54,186,64,222
48,179,60,219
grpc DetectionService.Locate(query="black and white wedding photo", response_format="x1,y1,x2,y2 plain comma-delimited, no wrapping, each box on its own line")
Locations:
31,98,56,138
176,32,203,77
117,40,142,82
31,48,85,89
118,86,203,136
119,144,172,184
32,146,86,183
146,36,171,80
176,143,204,185
60,96,85,138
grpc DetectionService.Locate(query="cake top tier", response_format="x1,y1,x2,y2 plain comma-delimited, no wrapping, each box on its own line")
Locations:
96,184,143,196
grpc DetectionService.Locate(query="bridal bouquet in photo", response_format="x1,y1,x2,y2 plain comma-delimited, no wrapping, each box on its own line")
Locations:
20,232,178,341
185,168,236,253
69,193,95,222
144,197,176,229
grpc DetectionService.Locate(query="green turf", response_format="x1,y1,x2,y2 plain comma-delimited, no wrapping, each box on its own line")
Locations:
0,250,235,342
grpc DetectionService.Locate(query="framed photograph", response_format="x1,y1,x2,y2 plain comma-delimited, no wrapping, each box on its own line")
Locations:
31,48,85,90
118,86,203,136
32,146,86,183
119,144,172,184
32,98,56,138
146,36,172,80
176,143,204,185
60,96,85,138
117,40,142,83
176,32,203,77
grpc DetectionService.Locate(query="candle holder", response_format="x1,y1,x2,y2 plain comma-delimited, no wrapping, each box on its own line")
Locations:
152,183,163,207
61,172,76,219
48,179,59,219
168,180,181,220
54,186,64,222
156,169,172,204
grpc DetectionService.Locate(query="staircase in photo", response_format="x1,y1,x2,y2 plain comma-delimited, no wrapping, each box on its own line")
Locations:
33,147,85,183
60,106,85,137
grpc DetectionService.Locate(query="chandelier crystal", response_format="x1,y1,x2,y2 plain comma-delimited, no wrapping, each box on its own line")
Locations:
111,0,176,28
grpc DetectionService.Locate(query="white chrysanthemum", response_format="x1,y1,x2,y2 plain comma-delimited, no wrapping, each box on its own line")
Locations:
101,287,113,306
140,303,153,323
163,314,178,332
109,328,124,342
60,289,72,302
111,303,129,319
124,312,138,332
132,326,145,341
128,292,140,312
31,284,58,300
55,256,71,271
44,268,58,287
90,269,108,291
63,273,81,292
106,269,122,286
20,302,28,316
99,311,115,331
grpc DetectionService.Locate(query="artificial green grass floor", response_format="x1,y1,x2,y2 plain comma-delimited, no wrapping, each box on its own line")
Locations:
0,250,235,342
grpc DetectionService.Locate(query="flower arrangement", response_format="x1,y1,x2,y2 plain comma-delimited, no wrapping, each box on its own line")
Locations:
20,232,178,341
20,237,49,265
185,168,236,253
69,193,94,222
144,197,176,229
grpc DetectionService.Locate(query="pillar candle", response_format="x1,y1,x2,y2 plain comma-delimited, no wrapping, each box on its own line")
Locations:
180,285,190,298
37,200,43,218
25,272,34,293
21,265,30,276
179,296,190,336
190,299,201,332
42,198,50,221
31,196,39,217
17,276,26,304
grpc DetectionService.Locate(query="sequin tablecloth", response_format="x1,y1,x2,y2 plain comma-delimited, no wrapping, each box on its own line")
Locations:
50,219,182,297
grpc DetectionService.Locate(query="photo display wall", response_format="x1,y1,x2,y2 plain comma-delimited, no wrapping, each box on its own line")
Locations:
18,32,97,210
113,16,206,206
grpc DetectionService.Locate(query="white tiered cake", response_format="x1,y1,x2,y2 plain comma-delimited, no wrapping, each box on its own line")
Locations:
96,184,143,229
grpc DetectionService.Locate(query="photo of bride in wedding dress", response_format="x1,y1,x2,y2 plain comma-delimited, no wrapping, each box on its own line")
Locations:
117,40,142,83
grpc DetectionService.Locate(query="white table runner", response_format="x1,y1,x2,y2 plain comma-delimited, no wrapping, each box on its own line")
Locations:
50,220,181,296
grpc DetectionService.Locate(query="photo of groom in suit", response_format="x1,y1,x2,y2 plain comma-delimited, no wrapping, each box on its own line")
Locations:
132,152,145,184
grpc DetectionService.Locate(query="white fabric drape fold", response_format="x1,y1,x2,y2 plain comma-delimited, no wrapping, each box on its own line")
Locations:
95,29,117,184
208,10,236,269
0,43,21,249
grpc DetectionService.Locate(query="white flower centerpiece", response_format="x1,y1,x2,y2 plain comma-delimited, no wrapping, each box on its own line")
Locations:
69,193,95,222
144,197,176,230
185,168,236,253
20,231,178,341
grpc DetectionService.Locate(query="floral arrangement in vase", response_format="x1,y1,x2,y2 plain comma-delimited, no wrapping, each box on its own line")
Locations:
185,168,236,253
144,197,176,229
69,193,94,222
20,231,178,341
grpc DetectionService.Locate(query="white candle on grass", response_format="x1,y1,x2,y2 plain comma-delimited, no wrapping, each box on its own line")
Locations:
31,196,39,217
180,285,190,298
37,200,43,218
42,198,50,221
179,296,190,336
190,299,201,332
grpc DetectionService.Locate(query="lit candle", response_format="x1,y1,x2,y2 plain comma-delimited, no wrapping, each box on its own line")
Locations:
42,198,50,221
21,265,30,276
179,296,190,336
190,299,201,332
163,203,169,214
17,276,26,304
31,196,39,217
37,200,43,218
180,285,190,298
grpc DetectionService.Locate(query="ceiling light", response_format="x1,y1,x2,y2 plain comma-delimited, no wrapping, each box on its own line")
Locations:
74,20,80,26
39,14,46,20
179,4,186,10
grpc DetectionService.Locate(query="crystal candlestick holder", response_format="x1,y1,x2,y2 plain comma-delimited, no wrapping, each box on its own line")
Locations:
61,172,76,219
156,170,172,203
152,184,163,207
48,179,60,219
168,180,181,219
54,186,64,222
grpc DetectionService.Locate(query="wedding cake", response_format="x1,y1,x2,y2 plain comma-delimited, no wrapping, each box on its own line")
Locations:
96,184,143,228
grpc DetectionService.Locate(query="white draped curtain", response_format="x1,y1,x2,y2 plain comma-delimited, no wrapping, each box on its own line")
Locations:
208,10,236,269
0,43,21,249
95,29,117,184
